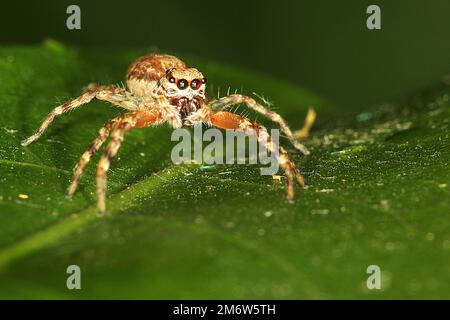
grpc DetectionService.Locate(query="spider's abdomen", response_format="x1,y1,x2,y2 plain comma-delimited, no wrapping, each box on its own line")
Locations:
126,54,186,97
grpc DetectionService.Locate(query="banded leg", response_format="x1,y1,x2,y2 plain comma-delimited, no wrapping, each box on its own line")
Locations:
209,94,310,155
66,119,115,197
210,111,305,201
95,110,161,214
21,84,140,146
87,83,142,111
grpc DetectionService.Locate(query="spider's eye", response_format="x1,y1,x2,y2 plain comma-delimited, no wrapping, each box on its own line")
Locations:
166,69,176,83
177,79,188,90
202,77,207,84
190,79,201,90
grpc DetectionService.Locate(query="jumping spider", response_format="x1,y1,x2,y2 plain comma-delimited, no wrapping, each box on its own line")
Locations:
22,54,310,214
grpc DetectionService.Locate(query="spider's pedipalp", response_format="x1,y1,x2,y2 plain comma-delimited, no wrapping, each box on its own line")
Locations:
209,94,311,155
21,84,141,147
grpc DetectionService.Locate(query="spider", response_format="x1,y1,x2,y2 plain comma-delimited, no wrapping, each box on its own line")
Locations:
22,54,311,215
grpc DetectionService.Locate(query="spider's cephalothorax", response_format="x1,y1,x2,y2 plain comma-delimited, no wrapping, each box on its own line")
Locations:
22,54,312,214
127,55,207,126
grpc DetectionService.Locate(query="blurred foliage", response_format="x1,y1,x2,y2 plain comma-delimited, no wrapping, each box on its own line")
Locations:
0,44,449,298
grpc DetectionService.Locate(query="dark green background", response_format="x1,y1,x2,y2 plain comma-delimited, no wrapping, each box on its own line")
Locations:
1,0,449,109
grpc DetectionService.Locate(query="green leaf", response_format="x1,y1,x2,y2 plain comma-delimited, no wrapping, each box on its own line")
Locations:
0,42,449,298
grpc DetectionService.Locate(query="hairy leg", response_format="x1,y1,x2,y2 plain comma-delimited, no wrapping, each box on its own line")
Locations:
209,94,310,155
95,110,161,214
86,83,142,111
210,111,305,201
21,84,141,146
66,119,116,197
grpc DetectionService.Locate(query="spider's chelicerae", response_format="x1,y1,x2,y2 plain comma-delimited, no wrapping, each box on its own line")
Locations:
22,54,311,214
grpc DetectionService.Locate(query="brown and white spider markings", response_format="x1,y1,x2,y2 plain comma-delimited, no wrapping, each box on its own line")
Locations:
22,54,310,215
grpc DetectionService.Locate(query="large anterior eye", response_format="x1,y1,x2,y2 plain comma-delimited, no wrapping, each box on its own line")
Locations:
190,79,201,90
177,79,188,90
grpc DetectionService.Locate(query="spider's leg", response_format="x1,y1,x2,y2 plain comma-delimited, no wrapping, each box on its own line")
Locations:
294,108,316,139
96,124,130,215
210,111,305,201
88,83,141,112
21,90,97,146
21,84,140,147
209,94,312,155
67,119,115,197
95,110,161,215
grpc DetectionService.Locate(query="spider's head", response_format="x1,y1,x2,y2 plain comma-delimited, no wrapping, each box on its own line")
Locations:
159,68,207,102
